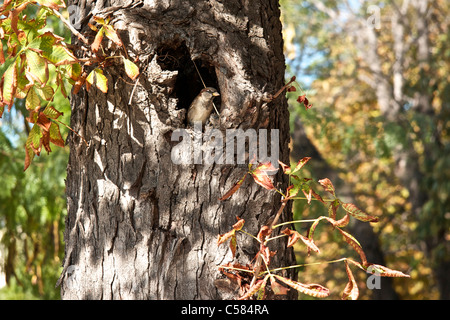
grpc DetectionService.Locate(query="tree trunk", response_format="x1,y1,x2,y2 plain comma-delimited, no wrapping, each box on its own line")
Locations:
59,0,294,300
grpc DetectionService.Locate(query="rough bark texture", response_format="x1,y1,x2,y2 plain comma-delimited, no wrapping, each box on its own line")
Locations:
59,0,294,299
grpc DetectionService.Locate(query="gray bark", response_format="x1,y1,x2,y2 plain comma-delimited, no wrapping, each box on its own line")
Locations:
59,0,294,299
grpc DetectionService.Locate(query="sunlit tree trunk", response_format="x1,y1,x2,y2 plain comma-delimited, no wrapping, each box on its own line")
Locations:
58,0,295,299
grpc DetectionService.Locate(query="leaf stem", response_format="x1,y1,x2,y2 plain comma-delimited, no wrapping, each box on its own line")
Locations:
272,219,318,229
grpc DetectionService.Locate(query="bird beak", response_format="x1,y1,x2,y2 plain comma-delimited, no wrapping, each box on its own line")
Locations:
213,92,220,97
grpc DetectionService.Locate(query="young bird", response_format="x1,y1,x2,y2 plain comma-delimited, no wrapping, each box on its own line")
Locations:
187,87,220,126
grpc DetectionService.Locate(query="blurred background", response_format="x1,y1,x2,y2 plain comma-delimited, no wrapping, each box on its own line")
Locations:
0,0,448,299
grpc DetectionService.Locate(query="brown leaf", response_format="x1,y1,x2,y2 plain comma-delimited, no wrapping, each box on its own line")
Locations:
217,229,236,246
219,172,248,201
274,275,329,298
250,162,277,190
318,178,336,197
238,276,268,300
282,228,301,247
336,228,368,266
270,276,289,295
342,202,379,222
232,216,245,231
366,264,410,278
342,260,359,300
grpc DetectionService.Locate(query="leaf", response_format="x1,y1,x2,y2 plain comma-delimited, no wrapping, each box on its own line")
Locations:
318,178,336,197
282,228,301,247
232,216,245,231
291,157,311,174
25,87,40,110
86,69,108,93
34,85,54,101
270,276,289,296
43,45,77,66
123,58,139,80
342,202,379,222
2,60,17,108
278,160,291,174
366,264,410,278
273,275,329,298
217,229,235,246
48,122,64,148
35,0,66,10
91,28,104,52
24,125,42,171
104,25,123,47
336,227,368,266
250,162,278,190
238,276,269,300
26,49,49,84
328,199,340,220
219,172,248,201
342,260,359,300
43,105,63,120
36,112,52,132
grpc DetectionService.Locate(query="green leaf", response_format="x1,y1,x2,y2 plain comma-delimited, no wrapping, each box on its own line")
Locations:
34,85,54,101
48,122,64,147
25,87,40,110
104,25,123,46
43,105,63,120
2,59,17,108
26,49,48,84
123,58,139,80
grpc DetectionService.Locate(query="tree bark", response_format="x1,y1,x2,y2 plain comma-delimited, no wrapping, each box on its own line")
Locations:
59,0,295,300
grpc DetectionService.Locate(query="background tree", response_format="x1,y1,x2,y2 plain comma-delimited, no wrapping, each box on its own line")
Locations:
282,0,449,299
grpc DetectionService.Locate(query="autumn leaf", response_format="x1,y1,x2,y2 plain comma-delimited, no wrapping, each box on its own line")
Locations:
282,228,301,247
270,276,289,296
342,202,379,222
250,162,278,190
318,178,336,197
104,25,123,47
91,28,104,52
238,275,269,300
342,260,359,300
336,227,368,266
123,58,139,80
219,172,248,201
366,264,410,278
273,275,329,298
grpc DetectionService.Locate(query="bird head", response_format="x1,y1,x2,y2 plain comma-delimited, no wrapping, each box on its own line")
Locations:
199,87,220,101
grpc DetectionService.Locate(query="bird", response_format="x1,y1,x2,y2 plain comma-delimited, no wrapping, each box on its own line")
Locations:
187,87,220,126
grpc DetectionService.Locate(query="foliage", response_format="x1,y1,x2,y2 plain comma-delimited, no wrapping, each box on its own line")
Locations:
281,0,449,299
0,0,139,170
217,126,409,300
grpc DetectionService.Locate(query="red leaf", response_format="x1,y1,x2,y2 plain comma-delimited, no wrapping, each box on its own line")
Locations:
287,86,296,92
219,172,248,201
250,162,277,190
318,178,336,197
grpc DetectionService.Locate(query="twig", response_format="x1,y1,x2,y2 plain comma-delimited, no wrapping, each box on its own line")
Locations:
249,201,287,287
50,8,89,45
192,60,220,116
